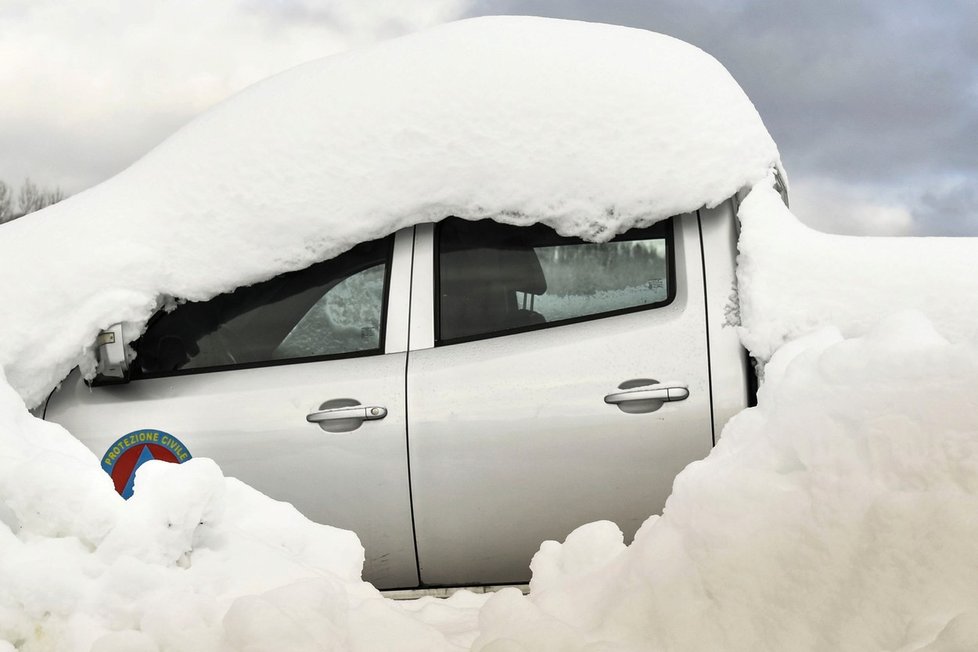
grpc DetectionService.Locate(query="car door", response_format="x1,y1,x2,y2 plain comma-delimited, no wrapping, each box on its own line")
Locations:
45,228,418,589
406,214,713,586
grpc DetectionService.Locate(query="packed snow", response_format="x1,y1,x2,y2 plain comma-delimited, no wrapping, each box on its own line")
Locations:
3,13,978,652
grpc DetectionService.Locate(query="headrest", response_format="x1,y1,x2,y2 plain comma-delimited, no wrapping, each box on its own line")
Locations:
441,246,547,295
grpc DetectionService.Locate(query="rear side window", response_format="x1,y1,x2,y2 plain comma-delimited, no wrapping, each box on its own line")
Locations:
436,217,674,344
132,237,392,376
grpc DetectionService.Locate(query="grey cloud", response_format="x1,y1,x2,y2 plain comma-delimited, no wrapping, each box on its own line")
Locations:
0,111,194,193
5,0,974,233
911,180,978,236
467,0,978,233
0,0,469,195
470,0,977,176
242,0,344,28
241,0,462,42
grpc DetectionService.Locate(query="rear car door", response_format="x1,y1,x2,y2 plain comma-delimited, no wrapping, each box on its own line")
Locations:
45,229,418,589
406,214,713,586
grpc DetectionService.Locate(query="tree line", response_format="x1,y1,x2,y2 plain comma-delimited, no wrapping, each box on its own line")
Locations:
0,179,67,224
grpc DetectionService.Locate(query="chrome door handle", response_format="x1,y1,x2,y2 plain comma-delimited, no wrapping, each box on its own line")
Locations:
306,405,388,423
604,383,689,405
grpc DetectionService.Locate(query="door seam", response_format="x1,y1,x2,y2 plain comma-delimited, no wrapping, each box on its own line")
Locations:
403,227,423,586
696,212,717,447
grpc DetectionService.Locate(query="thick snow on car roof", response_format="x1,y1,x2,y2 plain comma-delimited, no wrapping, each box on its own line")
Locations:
0,15,780,407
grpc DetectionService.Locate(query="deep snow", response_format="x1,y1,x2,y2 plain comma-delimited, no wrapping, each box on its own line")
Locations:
2,14,978,652
737,182,978,361
471,311,978,651
6,301,978,651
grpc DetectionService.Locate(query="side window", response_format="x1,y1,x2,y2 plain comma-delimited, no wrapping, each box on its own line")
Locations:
436,217,674,344
133,237,392,376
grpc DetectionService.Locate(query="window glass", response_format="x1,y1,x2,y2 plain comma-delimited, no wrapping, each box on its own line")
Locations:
275,263,385,359
133,237,391,375
437,217,673,343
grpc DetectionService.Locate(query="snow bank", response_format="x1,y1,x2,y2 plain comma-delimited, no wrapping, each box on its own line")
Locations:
0,367,484,651
0,15,780,407
7,307,978,649
737,180,978,361
471,312,978,651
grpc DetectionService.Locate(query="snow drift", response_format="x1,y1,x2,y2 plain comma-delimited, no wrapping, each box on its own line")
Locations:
0,367,483,651
6,305,978,650
472,311,978,652
737,182,978,361
4,13,978,652
0,15,780,407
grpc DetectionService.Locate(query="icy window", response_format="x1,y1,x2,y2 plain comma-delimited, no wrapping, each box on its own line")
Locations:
437,217,673,342
131,237,391,375
275,263,386,359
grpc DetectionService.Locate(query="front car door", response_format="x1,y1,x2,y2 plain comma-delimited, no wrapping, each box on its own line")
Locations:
406,215,713,586
46,228,419,589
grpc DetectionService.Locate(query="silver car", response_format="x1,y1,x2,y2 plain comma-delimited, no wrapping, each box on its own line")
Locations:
42,199,750,590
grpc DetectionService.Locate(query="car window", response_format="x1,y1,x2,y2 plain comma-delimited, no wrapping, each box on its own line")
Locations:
436,217,674,343
132,237,392,376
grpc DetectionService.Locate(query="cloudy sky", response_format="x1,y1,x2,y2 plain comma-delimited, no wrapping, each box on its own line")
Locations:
2,0,975,235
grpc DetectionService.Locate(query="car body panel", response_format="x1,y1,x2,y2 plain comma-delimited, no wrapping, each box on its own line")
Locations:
404,214,714,585
45,229,419,589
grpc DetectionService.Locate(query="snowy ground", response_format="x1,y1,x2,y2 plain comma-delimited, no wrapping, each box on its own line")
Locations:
3,15,978,652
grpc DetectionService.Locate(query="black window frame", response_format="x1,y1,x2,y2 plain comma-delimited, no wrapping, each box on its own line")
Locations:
122,236,396,381
433,216,677,346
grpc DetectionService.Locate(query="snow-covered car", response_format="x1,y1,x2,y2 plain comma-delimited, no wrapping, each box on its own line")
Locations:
40,196,757,590
6,15,978,650
6,15,789,592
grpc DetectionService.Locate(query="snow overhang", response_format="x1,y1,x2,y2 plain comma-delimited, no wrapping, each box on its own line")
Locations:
0,16,781,406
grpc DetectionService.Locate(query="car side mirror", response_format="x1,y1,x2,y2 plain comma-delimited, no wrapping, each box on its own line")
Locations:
94,323,131,383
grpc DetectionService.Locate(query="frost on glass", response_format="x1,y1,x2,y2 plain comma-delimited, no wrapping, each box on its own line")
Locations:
276,264,385,358
531,239,668,322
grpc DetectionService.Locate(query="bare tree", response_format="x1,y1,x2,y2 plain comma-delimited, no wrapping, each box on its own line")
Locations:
18,178,43,215
41,187,66,209
4,178,67,220
0,178,70,223
0,181,12,224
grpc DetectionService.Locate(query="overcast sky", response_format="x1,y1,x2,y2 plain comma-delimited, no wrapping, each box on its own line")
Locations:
2,0,975,235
